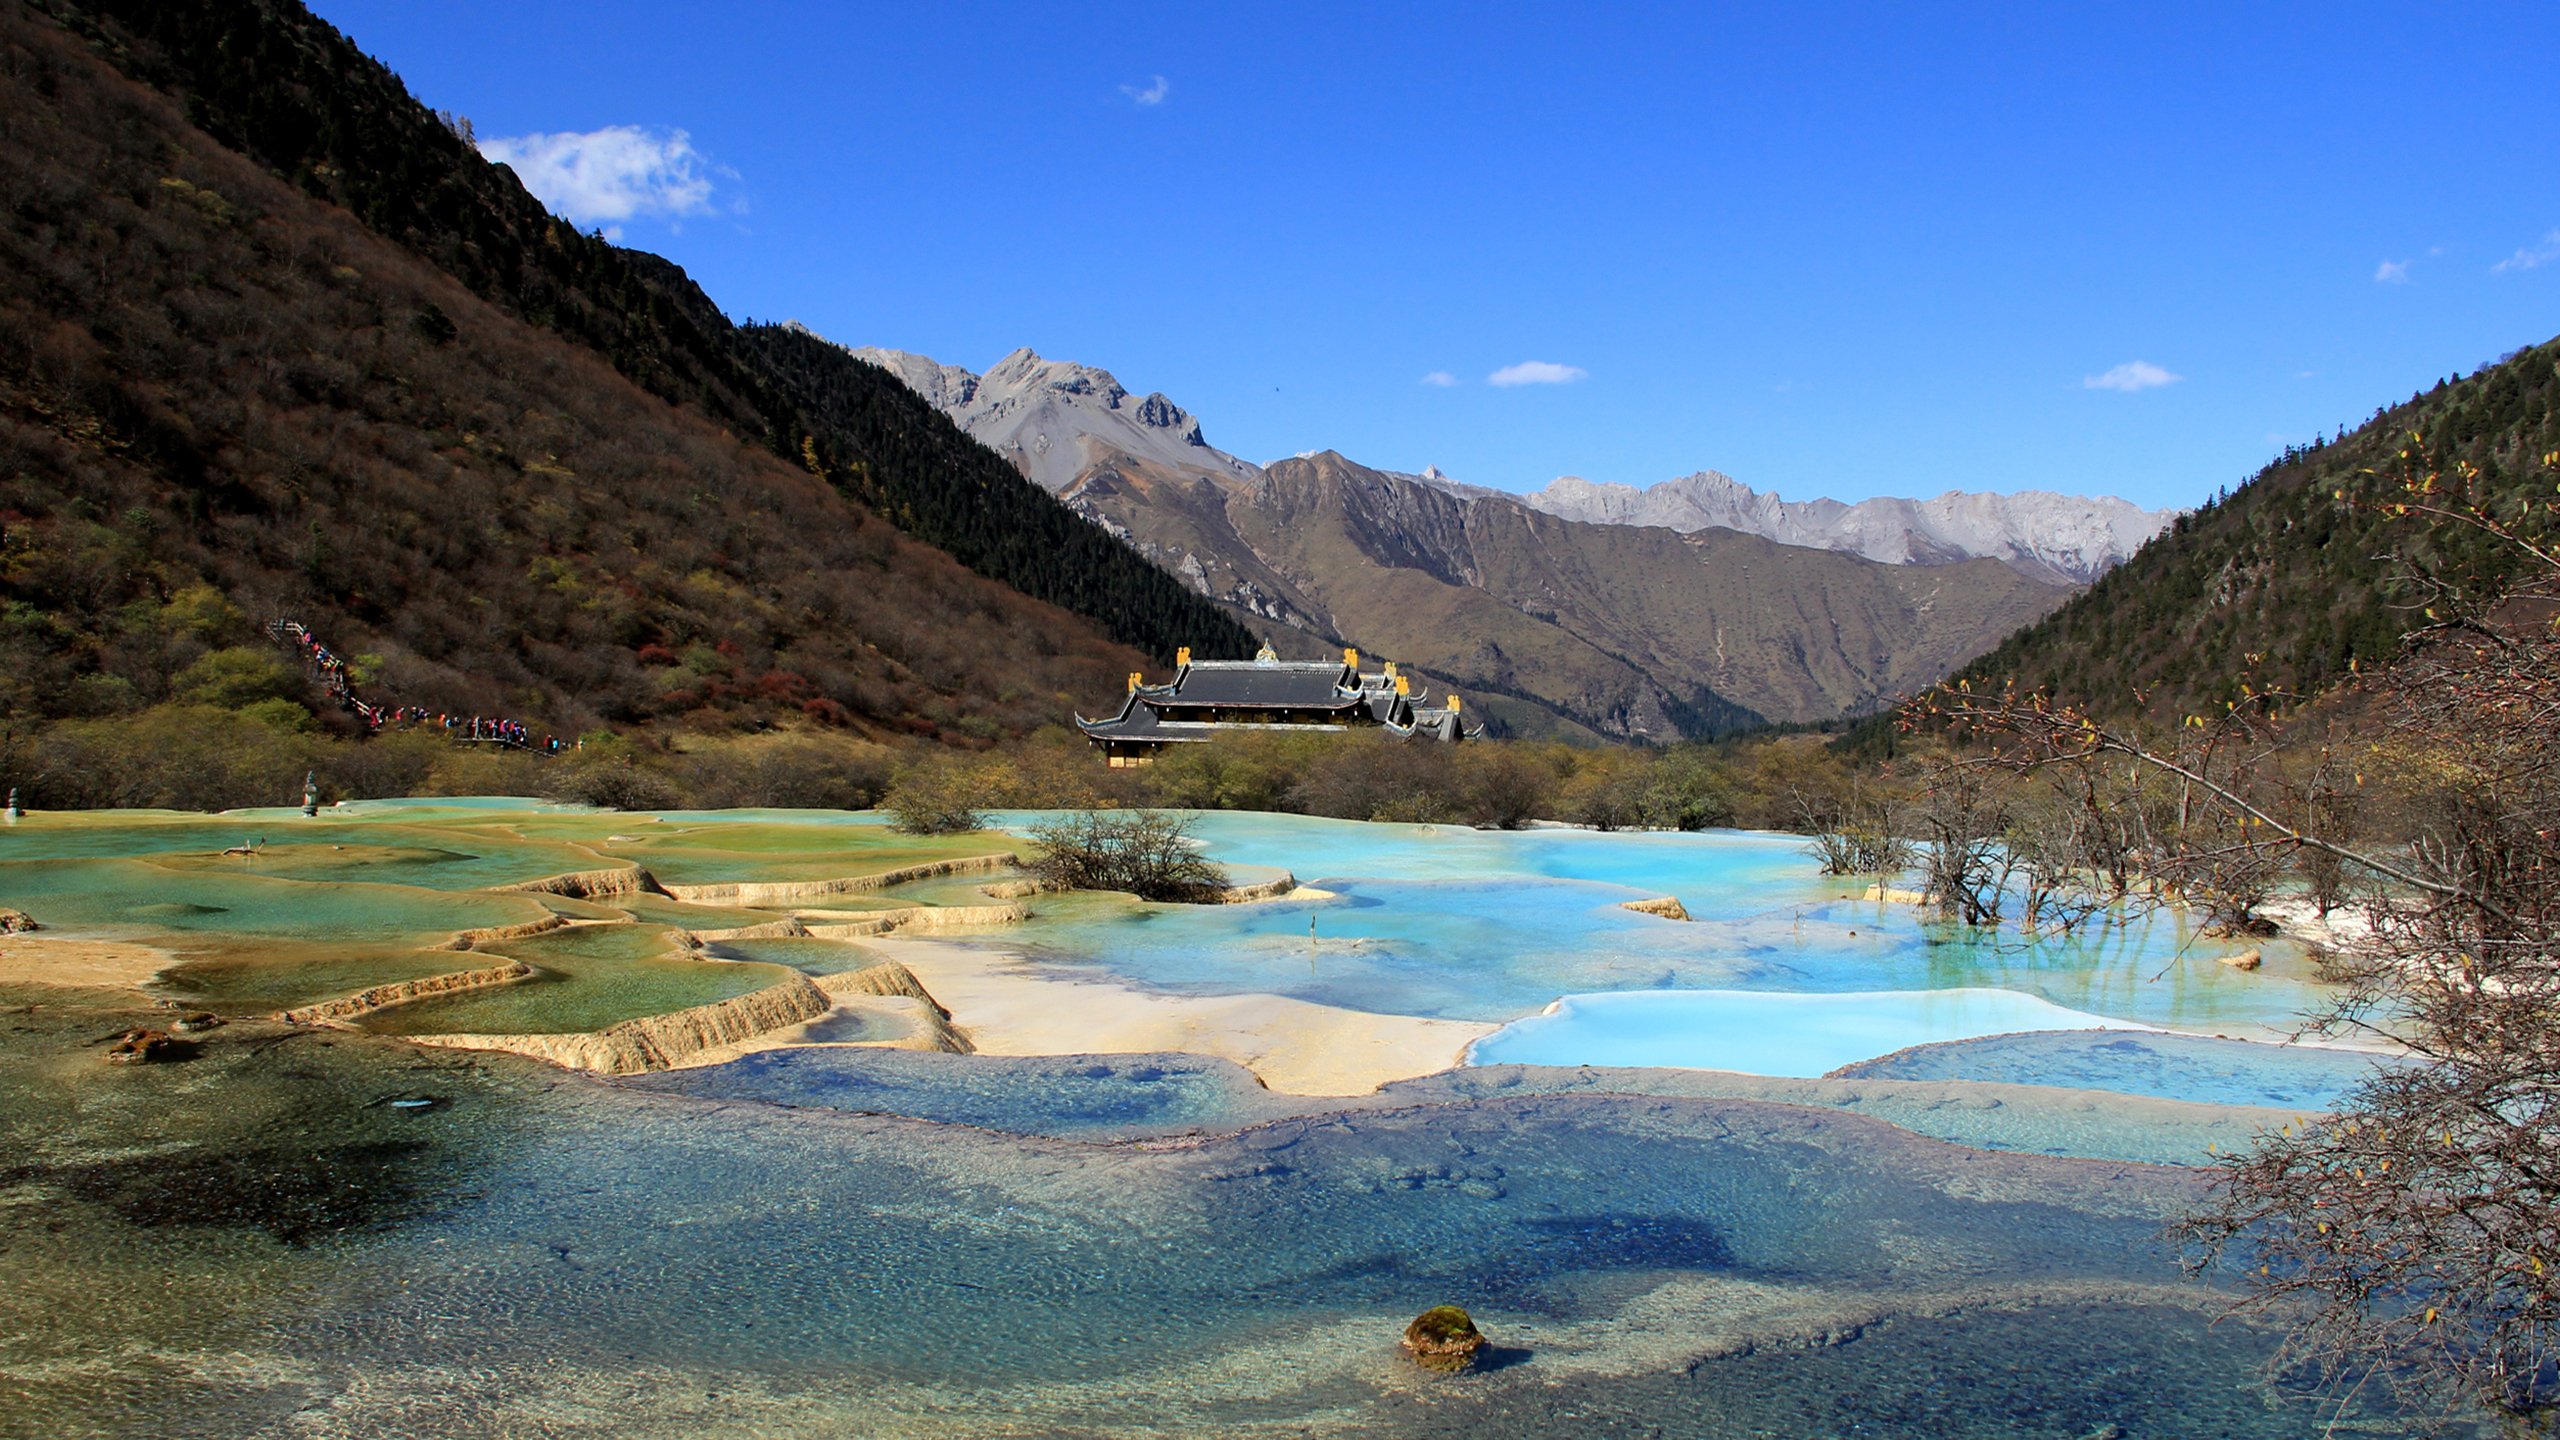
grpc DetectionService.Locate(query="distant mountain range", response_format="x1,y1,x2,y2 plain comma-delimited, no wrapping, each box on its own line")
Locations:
842,341,2092,739
849,341,2172,586
1506,474,2172,586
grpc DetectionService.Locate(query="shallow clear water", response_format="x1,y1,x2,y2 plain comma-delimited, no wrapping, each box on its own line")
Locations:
630,1047,2310,1164
0,805,2367,1107
1094,812,1827,907
702,934,877,974
1835,1027,2411,1110
0,854,542,941
549,818,1009,886
0,810,604,888
627,1046,1301,1137
361,922,796,1035
0,1003,2464,1438
976,817,2335,1047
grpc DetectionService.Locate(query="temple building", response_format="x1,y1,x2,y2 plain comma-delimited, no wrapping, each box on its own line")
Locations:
1078,644,1478,766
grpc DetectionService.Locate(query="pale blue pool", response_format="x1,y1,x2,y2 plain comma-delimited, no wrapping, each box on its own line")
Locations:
1467,987,2147,1076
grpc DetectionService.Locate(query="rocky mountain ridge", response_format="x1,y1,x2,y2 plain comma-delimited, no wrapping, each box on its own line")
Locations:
836,341,2074,739
1513,471,2177,585
847,344,2169,586
845,342,1255,498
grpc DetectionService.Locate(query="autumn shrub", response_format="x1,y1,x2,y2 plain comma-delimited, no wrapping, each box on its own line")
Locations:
315,727,449,799
421,742,549,799
672,733,898,810
882,756,999,834
170,647,306,710
1137,730,1328,813
27,704,315,811
1285,734,1465,823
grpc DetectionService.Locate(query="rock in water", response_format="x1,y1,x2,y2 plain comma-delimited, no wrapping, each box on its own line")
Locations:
105,1028,193,1064
1401,1305,1487,1372
0,908,37,933
2218,949,2263,971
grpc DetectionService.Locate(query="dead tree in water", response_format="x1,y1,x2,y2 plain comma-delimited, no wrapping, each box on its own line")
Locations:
1797,778,1912,881
1907,756,2016,926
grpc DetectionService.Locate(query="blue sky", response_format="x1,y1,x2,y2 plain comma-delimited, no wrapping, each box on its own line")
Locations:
312,1,2559,510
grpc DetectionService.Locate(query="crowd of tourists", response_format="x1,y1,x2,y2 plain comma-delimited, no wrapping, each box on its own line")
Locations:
267,620,571,755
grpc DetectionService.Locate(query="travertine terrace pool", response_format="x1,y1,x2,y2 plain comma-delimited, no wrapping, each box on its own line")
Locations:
0,800,2452,1437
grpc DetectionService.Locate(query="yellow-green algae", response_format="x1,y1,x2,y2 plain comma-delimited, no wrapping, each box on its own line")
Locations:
357,923,795,1036
495,814,1016,887
0,802,1025,1038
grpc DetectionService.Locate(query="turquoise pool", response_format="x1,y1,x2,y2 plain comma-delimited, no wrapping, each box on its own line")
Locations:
945,812,2359,1104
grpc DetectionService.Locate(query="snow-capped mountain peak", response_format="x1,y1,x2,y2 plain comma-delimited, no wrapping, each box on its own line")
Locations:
1518,472,2177,585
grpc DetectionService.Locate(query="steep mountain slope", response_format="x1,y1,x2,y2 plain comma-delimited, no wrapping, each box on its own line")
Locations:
0,1,1147,741
1514,472,2177,585
1948,336,2560,721
36,0,1252,668
840,342,2076,737
1240,452,2070,732
846,343,1328,636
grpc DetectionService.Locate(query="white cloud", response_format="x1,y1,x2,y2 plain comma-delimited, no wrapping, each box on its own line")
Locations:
2082,360,2181,393
2374,258,2411,283
478,125,733,227
2493,228,2560,274
1487,360,1588,387
1121,74,1170,106
1419,370,1459,387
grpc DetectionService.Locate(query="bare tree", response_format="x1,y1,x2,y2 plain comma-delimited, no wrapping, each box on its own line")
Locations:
1906,755,2018,926
1798,775,1913,880
1915,444,2560,1420
2003,783,2111,936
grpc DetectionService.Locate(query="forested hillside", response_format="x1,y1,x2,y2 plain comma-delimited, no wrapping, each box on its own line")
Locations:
0,2,1157,762
31,0,1252,667
1950,336,2560,720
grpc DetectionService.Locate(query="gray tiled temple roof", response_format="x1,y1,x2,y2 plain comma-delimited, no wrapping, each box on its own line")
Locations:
1147,661,1361,710
1398,709,1469,743
1079,651,1474,746
1075,692,1206,743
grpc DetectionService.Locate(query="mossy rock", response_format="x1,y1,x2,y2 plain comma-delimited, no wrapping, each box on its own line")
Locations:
1401,1305,1487,1372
